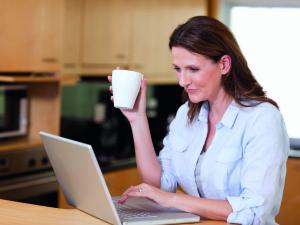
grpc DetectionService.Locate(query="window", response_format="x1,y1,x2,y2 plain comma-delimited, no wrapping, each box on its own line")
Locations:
223,2,300,140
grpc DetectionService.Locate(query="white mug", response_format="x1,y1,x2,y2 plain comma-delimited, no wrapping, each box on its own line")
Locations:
112,69,143,109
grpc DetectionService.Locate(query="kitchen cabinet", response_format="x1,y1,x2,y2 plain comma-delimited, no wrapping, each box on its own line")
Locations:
104,167,142,196
0,0,64,72
59,167,141,208
130,0,207,83
81,0,132,75
0,0,63,184
277,157,300,225
80,0,208,83
62,0,83,76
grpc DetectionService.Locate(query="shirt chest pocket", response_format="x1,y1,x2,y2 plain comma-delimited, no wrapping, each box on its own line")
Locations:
168,121,200,153
169,130,193,153
209,148,242,194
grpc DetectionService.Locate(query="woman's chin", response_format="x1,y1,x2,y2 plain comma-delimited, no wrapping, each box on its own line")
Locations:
188,96,204,103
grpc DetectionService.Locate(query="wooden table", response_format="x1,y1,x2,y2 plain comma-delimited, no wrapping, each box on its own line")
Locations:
0,199,229,225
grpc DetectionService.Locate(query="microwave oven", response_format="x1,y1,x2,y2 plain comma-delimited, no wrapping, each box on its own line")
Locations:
0,85,28,138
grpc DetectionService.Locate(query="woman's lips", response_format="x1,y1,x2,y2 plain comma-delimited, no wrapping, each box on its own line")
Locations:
185,88,197,94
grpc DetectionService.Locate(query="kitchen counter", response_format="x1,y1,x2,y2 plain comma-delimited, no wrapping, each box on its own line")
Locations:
289,149,300,158
0,199,229,225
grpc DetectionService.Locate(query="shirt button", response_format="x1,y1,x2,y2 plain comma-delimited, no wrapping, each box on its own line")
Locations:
216,123,222,129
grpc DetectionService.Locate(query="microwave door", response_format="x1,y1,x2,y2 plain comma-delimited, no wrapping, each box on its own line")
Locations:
0,86,28,138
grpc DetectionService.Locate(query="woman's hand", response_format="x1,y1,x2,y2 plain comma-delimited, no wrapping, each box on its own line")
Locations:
107,68,147,124
117,183,176,209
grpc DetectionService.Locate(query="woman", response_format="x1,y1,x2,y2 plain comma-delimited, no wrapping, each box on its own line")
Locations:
108,16,289,225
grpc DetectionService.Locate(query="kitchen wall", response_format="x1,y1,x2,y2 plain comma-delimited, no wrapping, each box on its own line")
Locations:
60,81,183,163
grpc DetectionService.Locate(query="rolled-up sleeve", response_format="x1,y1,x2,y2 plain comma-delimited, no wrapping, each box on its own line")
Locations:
227,105,289,225
159,110,183,193
159,136,178,192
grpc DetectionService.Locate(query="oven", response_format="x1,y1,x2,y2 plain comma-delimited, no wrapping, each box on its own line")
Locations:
0,146,58,207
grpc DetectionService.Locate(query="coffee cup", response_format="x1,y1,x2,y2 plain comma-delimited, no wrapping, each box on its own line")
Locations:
112,69,143,109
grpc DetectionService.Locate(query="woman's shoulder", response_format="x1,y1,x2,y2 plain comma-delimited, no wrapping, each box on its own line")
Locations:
240,101,281,118
238,101,285,130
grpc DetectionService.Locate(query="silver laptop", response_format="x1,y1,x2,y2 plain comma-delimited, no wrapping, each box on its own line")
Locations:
40,132,200,225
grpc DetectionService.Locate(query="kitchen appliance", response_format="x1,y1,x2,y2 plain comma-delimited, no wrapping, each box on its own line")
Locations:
0,147,58,207
0,85,28,138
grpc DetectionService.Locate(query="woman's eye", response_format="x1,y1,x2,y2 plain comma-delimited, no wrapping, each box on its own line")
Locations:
189,67,199,72
173,67,181,72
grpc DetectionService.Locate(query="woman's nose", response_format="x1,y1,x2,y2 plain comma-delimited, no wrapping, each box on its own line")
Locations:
178,72,190,87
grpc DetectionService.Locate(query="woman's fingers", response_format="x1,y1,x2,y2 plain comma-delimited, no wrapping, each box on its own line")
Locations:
123,185,142,196
117,195,128,204
118,184,147,204
140,78,147,101
117,185,138,204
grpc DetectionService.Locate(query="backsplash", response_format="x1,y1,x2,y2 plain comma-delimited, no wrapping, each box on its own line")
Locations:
60,81,183,166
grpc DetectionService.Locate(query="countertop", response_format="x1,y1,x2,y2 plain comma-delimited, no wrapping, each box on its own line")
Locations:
0,199,229,225
289,149,300,158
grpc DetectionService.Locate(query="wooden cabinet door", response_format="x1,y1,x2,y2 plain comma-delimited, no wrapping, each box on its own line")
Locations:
62,0,83,76
36,0,64,72
81,0,132,74
104,167,141,196
277,158,300,225
129,0,207,83
0,0,63,72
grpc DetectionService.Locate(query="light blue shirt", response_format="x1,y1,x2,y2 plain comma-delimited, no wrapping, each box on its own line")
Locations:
158,100,289,225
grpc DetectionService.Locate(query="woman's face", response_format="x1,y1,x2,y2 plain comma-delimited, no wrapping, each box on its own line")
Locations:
171,47,227,103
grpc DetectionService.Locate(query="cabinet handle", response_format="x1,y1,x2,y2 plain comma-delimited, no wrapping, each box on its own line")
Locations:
115,54,126,60
81,63,102,68
64,63,76,68
42,58,59,63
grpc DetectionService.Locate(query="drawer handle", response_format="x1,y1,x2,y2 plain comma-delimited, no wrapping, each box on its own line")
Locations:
81,63,127,68
131,64,142,69
42,58,59,63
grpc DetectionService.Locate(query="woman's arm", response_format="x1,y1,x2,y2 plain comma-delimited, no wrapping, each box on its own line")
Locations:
118,183,232,221
172,193,232,220
130,113,162,187
226,104,289,224
108,75,161,187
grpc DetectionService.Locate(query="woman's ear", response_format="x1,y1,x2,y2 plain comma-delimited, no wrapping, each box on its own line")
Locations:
219,55,231,75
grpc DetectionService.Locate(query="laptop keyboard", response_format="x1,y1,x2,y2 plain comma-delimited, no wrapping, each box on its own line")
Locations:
114,202,158,220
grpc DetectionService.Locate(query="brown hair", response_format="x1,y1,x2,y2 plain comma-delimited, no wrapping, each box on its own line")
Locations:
169,16,278,122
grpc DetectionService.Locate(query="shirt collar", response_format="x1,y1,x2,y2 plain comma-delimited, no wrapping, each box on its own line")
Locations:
197,100,240,129
198,101,209,123
220,100,240,129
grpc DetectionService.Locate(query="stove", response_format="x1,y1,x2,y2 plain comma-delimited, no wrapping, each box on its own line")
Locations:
0,147,58,207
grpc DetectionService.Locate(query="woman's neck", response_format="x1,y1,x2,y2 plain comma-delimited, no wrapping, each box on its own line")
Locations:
208,92,232,125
